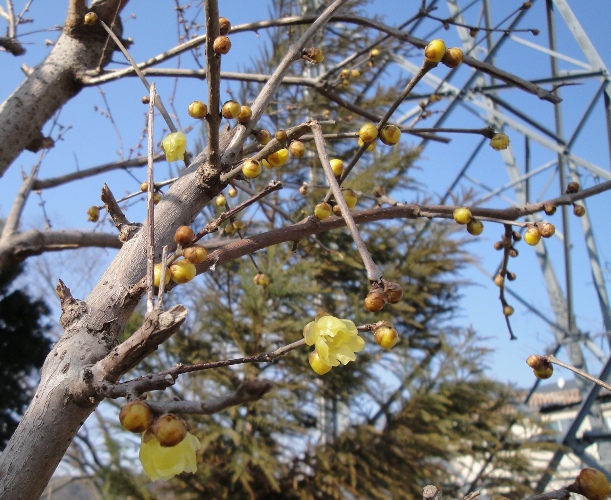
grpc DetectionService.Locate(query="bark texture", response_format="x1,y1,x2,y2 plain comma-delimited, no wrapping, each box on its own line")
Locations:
0,0,123,177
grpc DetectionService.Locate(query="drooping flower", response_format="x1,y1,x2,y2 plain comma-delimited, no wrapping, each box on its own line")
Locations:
303,315,365,372
489,132,509,151
161,131,187,162
139,429,201,482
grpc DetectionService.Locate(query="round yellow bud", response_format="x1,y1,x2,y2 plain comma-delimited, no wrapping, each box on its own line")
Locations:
453,207,472,225
364,288,387,312
188,101,208,119
573,204,586,217
237,105,252,124
221,100,241,119
170,259,196,284
153,263,172,287
379,124,401,146
374,323,399,349
228,186,238,198
330,159,344,177
342,189,358,209
467,219,484,235
119,401,154,433
314,202,332,220
490,133,510,151
503,305,514,316
424,39,446,63
87,206,100,222
524,226,542,246
254,273,270,287
255,129,272,145
266,148,289,168
242,158,261,178
369,48,380,58
288,141,306,158
575,468,611,500
84,12,98,24
216,194,226,207
358,122,378,143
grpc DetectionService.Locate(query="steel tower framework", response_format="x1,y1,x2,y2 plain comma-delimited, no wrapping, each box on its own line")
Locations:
388,0,611,490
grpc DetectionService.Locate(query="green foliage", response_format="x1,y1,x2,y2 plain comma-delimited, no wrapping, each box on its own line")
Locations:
0,264,52,449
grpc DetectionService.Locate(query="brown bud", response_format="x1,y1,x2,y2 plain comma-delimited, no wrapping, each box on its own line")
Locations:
493,241,503,251
544,204,557,215
566,181,580,194
364,288,387,312
507,272,516,281
526,354,553,379
213,35,231,55
383,280,403,304
219,17,231,36
174,225,195,246
332,205,342,217
275,129,288,142
573,204,586,217
571,467,611,500
119,400,154,433
151,413,187,447
183,244,207,264
509,248,518,258
512,231,522,242
494,274,504,287
141,95,150,104
441,47,463,68
538,222,555,238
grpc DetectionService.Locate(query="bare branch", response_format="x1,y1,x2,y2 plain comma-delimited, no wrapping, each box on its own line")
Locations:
145,379,273,414
100,184,141,242
90,304,188,386
204,0,221,168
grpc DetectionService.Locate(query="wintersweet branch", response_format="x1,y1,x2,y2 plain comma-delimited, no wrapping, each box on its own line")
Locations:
311,121,383,283
525,488,571,500
204,0,221,168
145,380,273,415
145,83,156,313
546,355,611,392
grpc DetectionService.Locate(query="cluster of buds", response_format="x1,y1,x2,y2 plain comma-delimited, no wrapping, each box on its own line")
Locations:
364,280,403,312
424,39,464,69
302,47,324,64
568,467,611,500
212,17,232,55
338,67,360,88
566,181,586,217
526,354,553,380
452,207,484,236
221,100,252,125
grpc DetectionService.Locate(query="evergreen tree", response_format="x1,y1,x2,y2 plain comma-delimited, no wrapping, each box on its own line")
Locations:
0,264,52,449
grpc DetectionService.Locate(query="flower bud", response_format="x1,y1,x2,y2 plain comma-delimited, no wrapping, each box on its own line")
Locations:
242,158,261,178
330,159,344,177
539,222,555,238
255,129,272,145
526,354,553,379
442,47,463,68
254,273,270,287
364,288,387,312
188,101,207,119
332,205,342,217
503,305,514,316
572,467,611,500
453,207,472,225
342,189,358,209
424,39,446,63
228,186,238,198
358,122,378,143
151,413,187,447
467,219,484,235
494,274,504,287
314,202,332,220
221,100,240,119
573,204,586,217
153,193,161,205
289,141,306,158
374,322,399,349
216,194,226,207
153,263,172,287
84,12,98,24
544,204,556,215
161,132,187,162
566,181,580,194
489,133,510,151
87,206,100,222
237,105,252,124
275,129,288,142
174,226,195,246
213,35,231,55
219,17,231,36
383,281,403,304
120,400,154,433
303,47,324,64
266,148,289,168
183,244,207,264
379,124,401,146
140,182,149,192
170,259,196,284
524,226,541,246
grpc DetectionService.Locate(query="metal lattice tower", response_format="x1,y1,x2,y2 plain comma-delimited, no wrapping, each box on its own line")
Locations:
388,0,611,490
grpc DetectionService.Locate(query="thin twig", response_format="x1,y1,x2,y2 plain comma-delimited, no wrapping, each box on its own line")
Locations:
547,355,611,392
204,0,221,168
146,83,156,313
97,19,177,134
155,246,168,312
311,121,383,282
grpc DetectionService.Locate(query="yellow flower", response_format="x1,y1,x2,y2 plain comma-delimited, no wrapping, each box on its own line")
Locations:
303,315,365,370
139,429,201,482
161,131,187,162
489,132,509,151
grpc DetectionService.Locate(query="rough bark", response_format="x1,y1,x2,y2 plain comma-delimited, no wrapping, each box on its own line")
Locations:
0,0,125,177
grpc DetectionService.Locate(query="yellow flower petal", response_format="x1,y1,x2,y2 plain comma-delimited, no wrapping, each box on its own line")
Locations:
162,132,187,162
303,321,319,346
139,431,201,482
305,315,364,373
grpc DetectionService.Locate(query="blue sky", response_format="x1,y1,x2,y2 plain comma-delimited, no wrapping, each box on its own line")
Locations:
1,0,610,390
